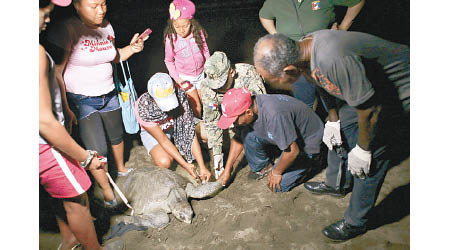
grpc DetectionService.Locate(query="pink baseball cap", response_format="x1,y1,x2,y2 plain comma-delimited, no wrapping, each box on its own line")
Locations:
51,0,72,7
217,88,252,129
169,0,196,20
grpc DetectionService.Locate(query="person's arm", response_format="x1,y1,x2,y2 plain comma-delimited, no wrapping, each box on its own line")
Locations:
54,43,78,134
144,125,199,179
39,45,103,170
317,88,339,121
267,141,300,192
164,35,182,83
327,108,339,122
338,0,365,31
217,138,244,186
246,66,267,95
201,89,224,157
347,101,380,179
355,103,381,151
113,33,145,63
200,30,210,60
259,16,277,34
191,134,211,182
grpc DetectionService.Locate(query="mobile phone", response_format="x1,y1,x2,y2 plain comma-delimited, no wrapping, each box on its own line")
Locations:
98,156,108,164
137,28,152,41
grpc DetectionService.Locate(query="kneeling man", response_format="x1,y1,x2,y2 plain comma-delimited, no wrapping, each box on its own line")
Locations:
216,88,323,192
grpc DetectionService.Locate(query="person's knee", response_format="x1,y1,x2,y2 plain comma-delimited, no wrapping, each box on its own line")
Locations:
278,181,295,192
78,115,108,156
100,109,124,144
154,156,173,169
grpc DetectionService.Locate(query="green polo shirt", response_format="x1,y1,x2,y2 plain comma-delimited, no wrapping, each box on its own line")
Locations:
259,0,361,41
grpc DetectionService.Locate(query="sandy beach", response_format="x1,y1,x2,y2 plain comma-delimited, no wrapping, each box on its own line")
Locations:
39,136,410,250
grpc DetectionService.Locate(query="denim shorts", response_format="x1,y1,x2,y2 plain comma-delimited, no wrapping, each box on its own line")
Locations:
140,128,173,154
67,91,120,120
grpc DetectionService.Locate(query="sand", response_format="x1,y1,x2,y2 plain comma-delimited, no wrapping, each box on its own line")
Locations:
39,138,410,250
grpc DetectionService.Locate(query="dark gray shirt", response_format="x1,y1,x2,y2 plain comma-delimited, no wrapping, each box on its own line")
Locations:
310,30,410,112
251,94,324,155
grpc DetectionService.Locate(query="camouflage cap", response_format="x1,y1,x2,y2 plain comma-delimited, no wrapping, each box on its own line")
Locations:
204,51,231,90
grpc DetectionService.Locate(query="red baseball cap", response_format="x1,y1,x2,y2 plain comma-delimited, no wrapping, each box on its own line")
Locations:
51,0,72,7
217,88,252,129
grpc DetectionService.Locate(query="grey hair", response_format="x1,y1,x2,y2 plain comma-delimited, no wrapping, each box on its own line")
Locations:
253,34,300,77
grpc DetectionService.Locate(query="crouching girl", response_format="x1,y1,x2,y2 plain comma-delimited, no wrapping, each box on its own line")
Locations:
135,73,211,182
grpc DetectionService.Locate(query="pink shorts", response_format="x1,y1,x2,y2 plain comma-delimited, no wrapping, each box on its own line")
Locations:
39,144,92,198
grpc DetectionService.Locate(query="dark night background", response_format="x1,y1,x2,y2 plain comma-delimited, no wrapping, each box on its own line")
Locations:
43,0,410,97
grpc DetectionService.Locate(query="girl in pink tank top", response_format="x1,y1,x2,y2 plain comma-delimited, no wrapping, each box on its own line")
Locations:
50,0,148,209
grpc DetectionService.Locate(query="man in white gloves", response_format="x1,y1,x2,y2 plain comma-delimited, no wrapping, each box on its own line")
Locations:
253,32,409,241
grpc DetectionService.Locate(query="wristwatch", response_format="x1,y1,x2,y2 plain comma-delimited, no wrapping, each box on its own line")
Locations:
80,150,97,169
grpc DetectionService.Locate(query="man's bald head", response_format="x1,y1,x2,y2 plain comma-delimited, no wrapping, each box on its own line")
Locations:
253,34,300,78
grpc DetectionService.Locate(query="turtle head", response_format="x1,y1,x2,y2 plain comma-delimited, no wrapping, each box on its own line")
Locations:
172,202,193,224
167,187,193,224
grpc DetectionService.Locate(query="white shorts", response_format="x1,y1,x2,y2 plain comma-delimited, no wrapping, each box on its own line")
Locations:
179,72,205,90
140,128,173,154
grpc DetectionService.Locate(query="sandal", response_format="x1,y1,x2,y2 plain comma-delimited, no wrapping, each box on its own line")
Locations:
247,163,273,180
117,168,134,177
57,242,81,250
104,198,118,208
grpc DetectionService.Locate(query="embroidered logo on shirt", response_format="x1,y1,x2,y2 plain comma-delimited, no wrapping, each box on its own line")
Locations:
312,68,342,96
277,95,289,102
80,39,113,53
312,1,320,10
208,103,218,110
267,132,274,140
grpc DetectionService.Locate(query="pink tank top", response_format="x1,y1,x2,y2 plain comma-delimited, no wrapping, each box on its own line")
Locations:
64,18,117,96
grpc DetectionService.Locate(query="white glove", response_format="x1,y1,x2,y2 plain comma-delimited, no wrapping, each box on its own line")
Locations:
348,145,372,179
323,120,342,150
213,154,224,179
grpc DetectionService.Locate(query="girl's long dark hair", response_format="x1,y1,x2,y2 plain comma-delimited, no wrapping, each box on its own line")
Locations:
163,19,208,59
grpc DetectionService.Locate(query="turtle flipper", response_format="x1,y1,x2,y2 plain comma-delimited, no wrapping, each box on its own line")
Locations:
186,182,223,199
122,212,170,229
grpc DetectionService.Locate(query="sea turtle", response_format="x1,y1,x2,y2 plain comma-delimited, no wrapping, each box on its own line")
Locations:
114,166,222,228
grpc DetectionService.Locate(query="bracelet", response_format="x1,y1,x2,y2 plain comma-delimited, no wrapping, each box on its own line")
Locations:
80,150,97,169
271,169,282,177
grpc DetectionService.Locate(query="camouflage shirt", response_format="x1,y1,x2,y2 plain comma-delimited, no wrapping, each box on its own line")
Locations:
201,63,267,155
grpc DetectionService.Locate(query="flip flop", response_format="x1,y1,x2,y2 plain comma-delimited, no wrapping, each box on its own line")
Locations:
104,198,118,208
57,242,81,250
117,168,134,177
